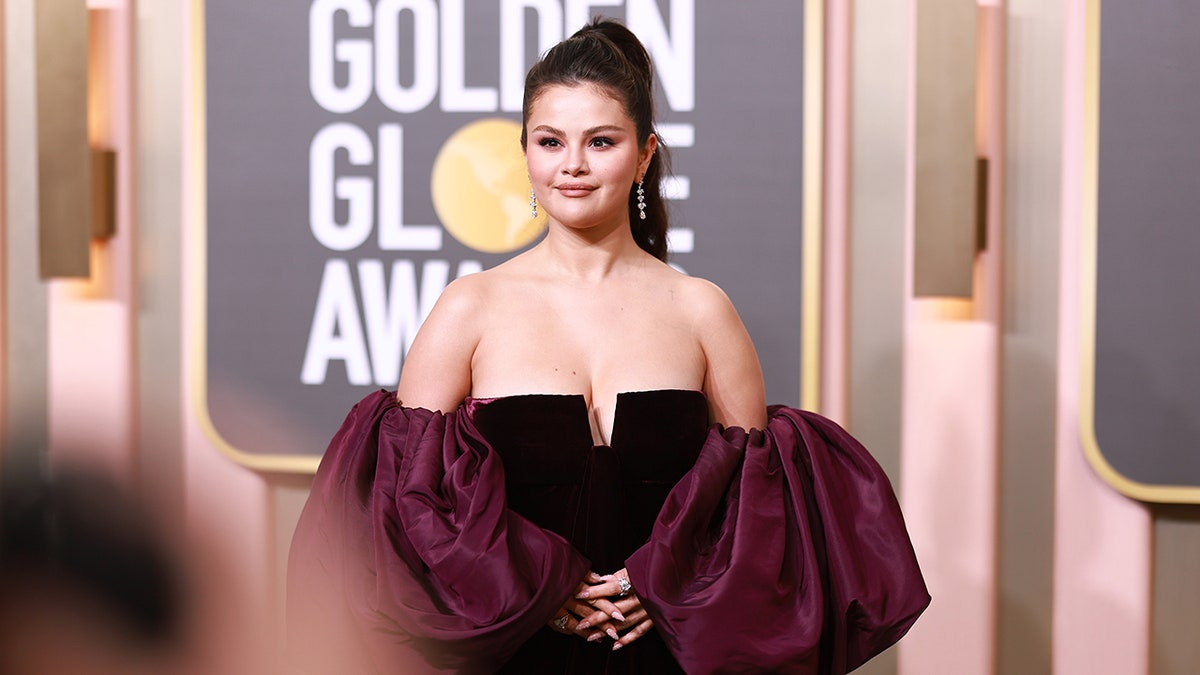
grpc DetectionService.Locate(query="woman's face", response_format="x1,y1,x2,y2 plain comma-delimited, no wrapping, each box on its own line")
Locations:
524,83,655,233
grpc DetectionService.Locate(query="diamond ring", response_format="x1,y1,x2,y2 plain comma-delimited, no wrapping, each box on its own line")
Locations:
616,576,632,597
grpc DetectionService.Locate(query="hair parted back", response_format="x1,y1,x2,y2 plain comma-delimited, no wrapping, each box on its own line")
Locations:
521,17,670,261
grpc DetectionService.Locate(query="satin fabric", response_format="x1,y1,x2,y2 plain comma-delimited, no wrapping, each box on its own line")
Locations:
287,390,929,674
625,405,929,674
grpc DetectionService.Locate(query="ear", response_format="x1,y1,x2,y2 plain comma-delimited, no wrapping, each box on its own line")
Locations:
638,133,658,179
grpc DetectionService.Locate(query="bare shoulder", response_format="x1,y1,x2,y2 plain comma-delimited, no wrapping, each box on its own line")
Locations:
394,272,490,412
670,273,741,325
630,266,743,340
673,274,768,430
414,270,495,340
434,270,490,314
670,274,747,351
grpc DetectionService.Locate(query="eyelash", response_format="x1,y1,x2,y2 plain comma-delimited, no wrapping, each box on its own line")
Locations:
535,137,616,148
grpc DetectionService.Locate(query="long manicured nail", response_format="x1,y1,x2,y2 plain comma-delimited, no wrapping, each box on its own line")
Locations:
576,590,590,599
611,610,626,622
606,627,619,640
577,619,591,630
612,642,624,651
588,633,603,642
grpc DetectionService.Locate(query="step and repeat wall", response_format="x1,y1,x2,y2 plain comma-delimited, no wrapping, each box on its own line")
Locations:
201,1,809,466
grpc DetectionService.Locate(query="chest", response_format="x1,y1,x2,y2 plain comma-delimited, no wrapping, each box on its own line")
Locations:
468,290,708,437
476,293,700,368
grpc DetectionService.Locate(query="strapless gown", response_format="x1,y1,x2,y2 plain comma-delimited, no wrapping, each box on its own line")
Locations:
287,390,929,674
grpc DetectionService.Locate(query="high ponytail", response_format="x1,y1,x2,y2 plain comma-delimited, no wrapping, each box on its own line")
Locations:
521,18,671,262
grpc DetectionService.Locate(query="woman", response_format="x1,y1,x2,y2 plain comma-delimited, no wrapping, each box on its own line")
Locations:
288,19,928,675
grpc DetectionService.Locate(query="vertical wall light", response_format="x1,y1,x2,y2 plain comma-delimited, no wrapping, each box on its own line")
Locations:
88,7,116,242
913,0,980,298
36,0,91,278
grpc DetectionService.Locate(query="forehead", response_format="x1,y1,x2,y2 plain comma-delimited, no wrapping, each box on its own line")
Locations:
526,83,633,129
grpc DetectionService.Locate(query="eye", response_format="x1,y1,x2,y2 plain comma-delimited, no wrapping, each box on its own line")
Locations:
537,138,562,148
589,137,615,148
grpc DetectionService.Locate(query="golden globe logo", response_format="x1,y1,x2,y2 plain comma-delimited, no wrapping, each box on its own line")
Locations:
432,119,546,253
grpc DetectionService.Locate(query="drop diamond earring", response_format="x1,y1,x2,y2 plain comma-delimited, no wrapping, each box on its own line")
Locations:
530,187,538,219
636,181,646,220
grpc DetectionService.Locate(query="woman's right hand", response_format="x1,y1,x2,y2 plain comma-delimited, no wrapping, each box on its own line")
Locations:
573,570,654,650
548,572,625,642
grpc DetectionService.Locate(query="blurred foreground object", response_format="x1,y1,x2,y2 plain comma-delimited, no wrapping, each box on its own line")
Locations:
0,467,187,674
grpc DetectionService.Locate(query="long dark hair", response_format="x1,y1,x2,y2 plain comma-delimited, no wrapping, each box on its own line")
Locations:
520,18,671,261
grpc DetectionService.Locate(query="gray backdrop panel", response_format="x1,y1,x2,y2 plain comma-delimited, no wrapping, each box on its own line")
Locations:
1095,0,1200,490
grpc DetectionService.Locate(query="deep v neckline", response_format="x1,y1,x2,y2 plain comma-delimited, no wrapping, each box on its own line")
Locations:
464,389,706,448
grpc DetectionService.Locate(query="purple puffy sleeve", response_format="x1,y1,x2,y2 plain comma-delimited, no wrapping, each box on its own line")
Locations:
625,406,930,675
286,391,590,674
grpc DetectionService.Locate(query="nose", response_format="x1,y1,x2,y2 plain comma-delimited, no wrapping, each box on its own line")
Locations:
563,145,588,176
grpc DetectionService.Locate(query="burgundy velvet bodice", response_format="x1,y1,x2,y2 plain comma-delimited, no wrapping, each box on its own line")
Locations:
467,390,707,572
467,391,707,673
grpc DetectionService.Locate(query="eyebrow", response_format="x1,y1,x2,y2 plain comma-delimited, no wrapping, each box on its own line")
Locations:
531,124,628,137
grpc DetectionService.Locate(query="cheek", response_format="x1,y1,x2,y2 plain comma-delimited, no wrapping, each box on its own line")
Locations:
598,159,638,186
526,154,554,184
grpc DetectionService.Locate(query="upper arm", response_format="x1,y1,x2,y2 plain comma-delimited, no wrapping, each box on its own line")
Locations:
691,280,768,430
395,276,481,413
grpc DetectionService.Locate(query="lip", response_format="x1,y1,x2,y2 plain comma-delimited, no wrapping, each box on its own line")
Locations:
554,183,597,196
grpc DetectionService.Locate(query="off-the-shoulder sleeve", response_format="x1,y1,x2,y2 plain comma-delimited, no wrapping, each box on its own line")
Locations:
625,405,930,675
286,391,590,674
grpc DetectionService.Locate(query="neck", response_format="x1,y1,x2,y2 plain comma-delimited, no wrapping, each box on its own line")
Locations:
538,218,643,281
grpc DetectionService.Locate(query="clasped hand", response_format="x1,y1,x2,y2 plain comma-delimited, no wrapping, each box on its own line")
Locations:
547,568,654,651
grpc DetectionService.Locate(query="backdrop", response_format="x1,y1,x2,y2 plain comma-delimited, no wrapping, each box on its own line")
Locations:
203,0,807,462
1091,0,1200,501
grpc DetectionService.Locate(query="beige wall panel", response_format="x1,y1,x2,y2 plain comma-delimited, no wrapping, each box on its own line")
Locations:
1152,506,1200,675
849,0,909,488
848,1,911,673
996,3,1063,674
135,0,185,521
3,0,49,464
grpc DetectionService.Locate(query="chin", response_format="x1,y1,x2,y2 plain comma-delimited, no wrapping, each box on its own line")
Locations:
549,207,621,230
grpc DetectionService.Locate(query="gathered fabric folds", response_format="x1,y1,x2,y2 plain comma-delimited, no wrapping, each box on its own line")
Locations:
287,392,929,674
286,391,591,673
625,406,930,674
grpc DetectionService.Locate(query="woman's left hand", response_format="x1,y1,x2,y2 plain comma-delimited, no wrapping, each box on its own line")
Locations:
574,568,655,650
